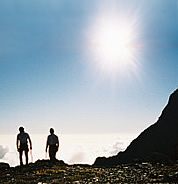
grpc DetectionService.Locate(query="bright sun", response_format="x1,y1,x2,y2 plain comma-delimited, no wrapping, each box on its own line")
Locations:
97,23,131,64
89,16,137,73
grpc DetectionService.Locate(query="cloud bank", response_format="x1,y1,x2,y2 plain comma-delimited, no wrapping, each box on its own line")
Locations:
0,145,9,159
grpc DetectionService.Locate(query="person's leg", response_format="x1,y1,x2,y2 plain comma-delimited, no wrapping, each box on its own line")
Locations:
19,150,23,166
49,146,53,161
25,149,28,165
53,146,57,160
49,145,56,162
51,150,56,162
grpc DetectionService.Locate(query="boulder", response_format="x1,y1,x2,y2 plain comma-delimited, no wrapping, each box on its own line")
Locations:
0,162,10,170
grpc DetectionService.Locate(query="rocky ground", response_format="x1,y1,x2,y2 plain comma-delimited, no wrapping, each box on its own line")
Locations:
0,160,178,183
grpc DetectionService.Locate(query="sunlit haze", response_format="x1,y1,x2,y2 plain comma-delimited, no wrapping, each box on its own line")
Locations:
0,0,177,165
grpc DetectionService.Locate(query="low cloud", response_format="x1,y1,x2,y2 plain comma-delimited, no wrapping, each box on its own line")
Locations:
109,141,124,155
0,145,9,159
101,139,126,156
68,145,86,163
69,151,85,163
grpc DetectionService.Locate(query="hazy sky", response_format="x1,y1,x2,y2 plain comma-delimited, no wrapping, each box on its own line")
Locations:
0,0,178,135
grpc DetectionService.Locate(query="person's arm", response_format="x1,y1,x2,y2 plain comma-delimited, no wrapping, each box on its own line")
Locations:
46,136,49,152
56,136,59,149
16,135,19,151
28,134,32,150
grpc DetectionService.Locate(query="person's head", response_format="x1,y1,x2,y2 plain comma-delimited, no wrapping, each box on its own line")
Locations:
19,127,24,133
50,128,54,134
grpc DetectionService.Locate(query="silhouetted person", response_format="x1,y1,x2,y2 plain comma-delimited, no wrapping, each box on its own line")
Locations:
46,128,59,162
16,127,32,166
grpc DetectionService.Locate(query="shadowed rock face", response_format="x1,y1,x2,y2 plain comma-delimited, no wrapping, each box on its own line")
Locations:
94,89,178,166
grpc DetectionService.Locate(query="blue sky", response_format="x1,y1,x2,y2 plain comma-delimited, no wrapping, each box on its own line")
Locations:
0,0,177,135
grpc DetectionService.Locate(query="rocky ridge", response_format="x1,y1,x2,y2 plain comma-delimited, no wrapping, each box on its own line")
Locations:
0,159,178,183
94,89,178,167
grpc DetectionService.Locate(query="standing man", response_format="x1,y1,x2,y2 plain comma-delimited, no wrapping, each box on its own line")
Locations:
17,127,32,166
46,128,59,162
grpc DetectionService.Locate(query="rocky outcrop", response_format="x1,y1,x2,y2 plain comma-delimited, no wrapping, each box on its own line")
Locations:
1,160,178,183
94,89,178,166
0,162,10,170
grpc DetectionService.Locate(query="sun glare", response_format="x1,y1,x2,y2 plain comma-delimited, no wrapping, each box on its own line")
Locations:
89,15,138,74
97,23,131,65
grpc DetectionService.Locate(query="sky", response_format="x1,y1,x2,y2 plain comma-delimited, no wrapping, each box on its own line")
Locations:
0,0,178,136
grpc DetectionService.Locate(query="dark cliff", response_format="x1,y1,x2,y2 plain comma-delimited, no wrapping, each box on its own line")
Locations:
94,89,178,166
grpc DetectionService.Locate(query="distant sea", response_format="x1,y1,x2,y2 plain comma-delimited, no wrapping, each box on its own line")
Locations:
0,133,137,166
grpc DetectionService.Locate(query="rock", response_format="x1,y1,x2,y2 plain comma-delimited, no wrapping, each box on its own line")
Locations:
34,159,68,167
0,162,10,170
1,161,178,183
161,173,178,183
144,152,172,165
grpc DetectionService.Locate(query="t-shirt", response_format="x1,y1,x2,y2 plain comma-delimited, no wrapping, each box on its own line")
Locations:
47,134,59,146
17,132,30,145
